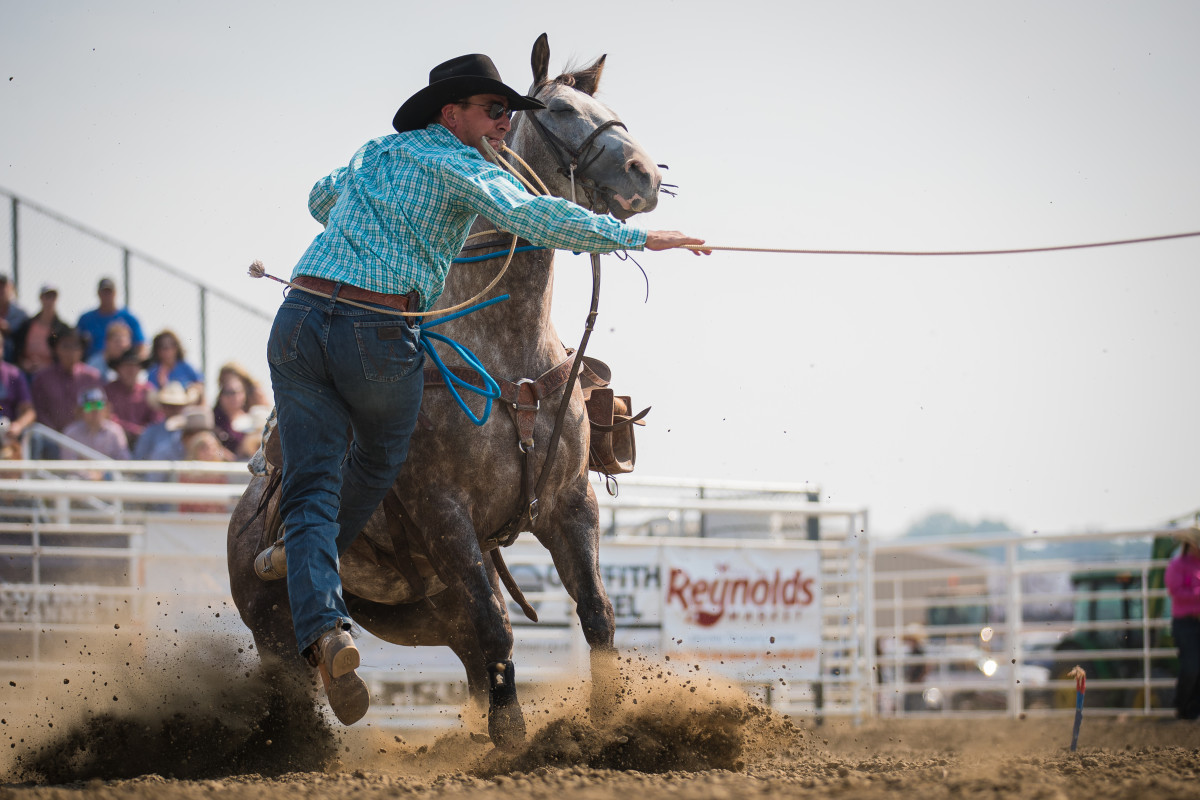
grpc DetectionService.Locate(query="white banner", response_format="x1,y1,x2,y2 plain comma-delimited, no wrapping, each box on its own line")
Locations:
660,544,821,682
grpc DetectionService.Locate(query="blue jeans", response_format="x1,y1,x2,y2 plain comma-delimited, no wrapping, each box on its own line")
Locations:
267,286,424,656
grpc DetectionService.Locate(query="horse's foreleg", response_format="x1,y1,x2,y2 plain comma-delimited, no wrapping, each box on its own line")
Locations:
533,479,620,721
418,501,526,747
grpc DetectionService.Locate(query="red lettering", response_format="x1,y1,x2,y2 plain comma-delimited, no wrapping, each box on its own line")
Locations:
665,566,818,627
666,568,691,610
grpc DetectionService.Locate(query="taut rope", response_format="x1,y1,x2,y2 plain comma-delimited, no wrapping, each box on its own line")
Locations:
681,230,1200,257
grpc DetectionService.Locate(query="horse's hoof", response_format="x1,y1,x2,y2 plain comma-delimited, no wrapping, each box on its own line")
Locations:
327,671,371,725
487,660,526,748
488,702,526,749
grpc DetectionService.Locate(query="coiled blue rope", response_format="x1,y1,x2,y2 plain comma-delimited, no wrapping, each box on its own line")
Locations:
453,245,546,264
420,294,509,426
418,243,546,425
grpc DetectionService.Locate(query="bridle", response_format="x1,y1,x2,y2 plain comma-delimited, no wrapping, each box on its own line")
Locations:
517,86,629,211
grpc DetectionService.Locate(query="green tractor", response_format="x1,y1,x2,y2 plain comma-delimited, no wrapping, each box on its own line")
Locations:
1050,535,1178,710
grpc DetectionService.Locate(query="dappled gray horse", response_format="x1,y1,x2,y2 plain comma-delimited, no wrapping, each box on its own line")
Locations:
227,34,662,746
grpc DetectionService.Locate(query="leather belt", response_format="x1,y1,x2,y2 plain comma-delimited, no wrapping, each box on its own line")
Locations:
291,275,420,314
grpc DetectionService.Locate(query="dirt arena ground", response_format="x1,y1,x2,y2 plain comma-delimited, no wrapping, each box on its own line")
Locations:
2,636,1198,800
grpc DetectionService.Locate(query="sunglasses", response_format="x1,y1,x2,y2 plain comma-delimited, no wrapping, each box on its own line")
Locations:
461,101,513,120
82,401,106,412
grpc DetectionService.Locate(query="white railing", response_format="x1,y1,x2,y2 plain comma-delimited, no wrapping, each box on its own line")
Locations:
871,529,1179,718
0,464,1182,728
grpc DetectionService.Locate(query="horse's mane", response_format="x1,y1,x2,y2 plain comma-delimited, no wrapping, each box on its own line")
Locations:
534,58,605,97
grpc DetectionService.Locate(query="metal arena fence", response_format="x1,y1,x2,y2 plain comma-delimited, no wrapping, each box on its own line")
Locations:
1,187,272,397
0,466,1185,731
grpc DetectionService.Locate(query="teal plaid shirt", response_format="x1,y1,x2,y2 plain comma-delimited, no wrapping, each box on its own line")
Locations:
291,124,648,310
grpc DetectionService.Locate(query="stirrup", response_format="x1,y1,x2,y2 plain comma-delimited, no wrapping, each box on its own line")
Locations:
253,538,287,581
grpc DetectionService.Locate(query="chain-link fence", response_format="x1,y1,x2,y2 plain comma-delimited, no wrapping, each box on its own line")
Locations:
1,187,272,399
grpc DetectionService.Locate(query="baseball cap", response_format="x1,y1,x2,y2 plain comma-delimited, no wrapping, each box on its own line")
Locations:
97,277,116,291
79,387,108,410
39,284,59,297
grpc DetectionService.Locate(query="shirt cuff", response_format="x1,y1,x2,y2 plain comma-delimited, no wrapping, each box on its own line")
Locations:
614,223,648,251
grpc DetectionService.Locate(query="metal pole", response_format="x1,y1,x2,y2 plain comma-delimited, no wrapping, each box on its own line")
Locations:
1005,541,1023,717
1140,564,1151,713
122,248,131,307
806,489,821,540
10,196,18,289
199,286,208,380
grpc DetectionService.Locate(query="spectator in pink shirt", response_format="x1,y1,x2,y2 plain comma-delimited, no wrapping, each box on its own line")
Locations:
1166,527,1200,720
62,387,130,464
105,347,162,450
13,284,69,377
31,327,102,434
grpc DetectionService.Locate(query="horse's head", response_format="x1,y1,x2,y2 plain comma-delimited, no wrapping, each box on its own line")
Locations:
509,33,661,221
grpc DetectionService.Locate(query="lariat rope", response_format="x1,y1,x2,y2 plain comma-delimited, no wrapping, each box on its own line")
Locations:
680,230,1200,256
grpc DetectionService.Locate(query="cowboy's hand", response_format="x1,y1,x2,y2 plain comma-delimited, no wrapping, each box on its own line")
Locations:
645,230,711,255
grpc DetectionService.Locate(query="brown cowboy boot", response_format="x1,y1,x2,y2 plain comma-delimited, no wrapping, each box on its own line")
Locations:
307,626,370,725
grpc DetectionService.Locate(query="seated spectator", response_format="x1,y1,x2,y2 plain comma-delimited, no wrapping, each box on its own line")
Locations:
13,285,69,376
86,319,134,381
62,387,130,463
105,347,163,450
213,370,251,458
0,328,36,456
76,277,145,361
133,385,207,463
30,328,103,433
179,430,233,514
145,329,203,398
217,362,270,408
0,273,29,364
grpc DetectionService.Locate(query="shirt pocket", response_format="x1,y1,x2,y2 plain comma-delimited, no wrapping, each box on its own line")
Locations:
352,319,422,382
267,302,313,366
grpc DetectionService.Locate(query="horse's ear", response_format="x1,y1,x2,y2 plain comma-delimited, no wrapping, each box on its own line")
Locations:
573,54,606,96
531,33,549,85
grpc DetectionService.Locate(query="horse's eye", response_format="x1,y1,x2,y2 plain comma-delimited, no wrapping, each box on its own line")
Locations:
547,100,572,113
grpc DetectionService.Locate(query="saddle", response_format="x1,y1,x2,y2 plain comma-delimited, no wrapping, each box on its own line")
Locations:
247,410,447,606
575,356,648,477
243,354,648,616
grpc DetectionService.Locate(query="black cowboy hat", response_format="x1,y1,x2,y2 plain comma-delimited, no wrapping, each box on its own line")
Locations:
392,53,545,133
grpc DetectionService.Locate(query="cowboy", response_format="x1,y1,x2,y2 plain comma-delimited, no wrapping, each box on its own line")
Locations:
268,52,707,723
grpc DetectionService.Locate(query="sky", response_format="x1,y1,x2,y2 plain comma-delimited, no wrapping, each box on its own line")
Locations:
1,1,1198,538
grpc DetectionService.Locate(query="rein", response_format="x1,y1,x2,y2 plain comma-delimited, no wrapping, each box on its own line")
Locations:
463,135,616,545
521,113,628,207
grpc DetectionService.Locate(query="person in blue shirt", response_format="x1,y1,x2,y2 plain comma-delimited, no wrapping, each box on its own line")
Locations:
144,329,204,397
76,277,145,360
268,52,707,724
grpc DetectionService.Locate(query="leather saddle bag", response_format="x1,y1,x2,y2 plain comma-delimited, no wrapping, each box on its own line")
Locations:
579,356,649,476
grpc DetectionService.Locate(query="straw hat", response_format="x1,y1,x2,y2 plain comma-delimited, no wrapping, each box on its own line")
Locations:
165,405,214,434
155,381,199,407
233,404,273,435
